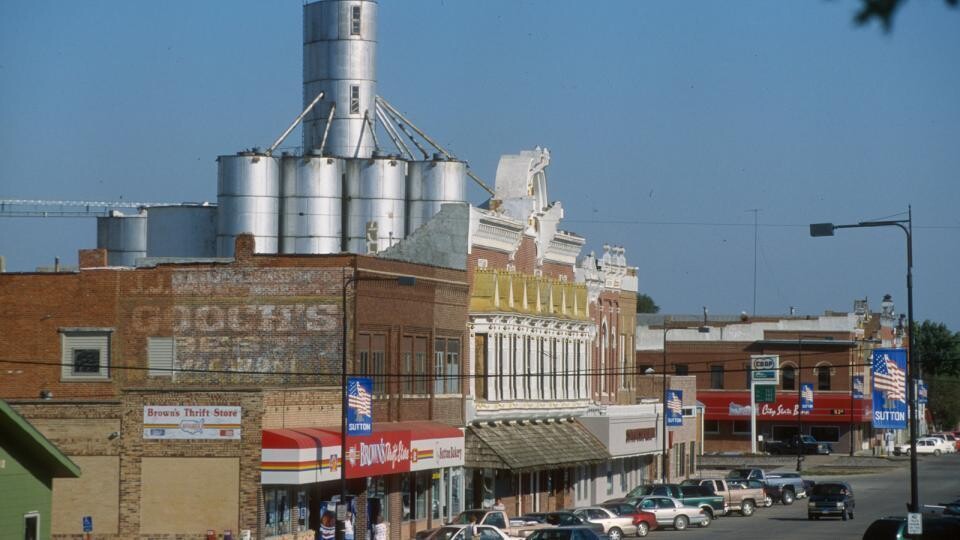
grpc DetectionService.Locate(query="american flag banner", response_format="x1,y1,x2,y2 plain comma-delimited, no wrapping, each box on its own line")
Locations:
666,390,683,426
347,377,373,436
852,375,865,399
800,383,814,411
873,353,906,404
871,349,908,430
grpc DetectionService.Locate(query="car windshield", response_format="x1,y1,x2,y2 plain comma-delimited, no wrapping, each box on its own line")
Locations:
545,513,579,526
434,527,464,540
626,485,654,497
527,530,572,540
727,469,752,480
679,479,699,486
812,484,848,496
862,520,904,538
800,435,816,443
453,511,487,524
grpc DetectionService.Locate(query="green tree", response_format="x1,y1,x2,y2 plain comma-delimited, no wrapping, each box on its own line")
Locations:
913,320,960,430
636,293,660,314
914,320,960,377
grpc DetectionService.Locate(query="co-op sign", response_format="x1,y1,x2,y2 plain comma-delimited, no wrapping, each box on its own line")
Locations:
751,355,780,384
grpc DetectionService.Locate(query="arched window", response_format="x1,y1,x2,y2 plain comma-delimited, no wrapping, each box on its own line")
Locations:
818,363,832,391
782,364,796,390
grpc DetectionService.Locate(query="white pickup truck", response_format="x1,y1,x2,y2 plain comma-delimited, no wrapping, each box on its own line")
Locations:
725,469,808,505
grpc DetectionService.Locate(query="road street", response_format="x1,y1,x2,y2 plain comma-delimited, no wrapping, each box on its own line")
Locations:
670,454,960,539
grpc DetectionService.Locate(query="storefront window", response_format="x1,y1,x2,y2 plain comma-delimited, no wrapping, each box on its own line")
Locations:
367,477,388,531
417,471,429,519
810,426,840,443
265,489,279,537
619,459,628,492
296,489,309,532
450,467,464,516
432,470,443,519
606,462,613,495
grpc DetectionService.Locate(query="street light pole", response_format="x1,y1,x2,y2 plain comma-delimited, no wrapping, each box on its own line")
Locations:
810,206,917,511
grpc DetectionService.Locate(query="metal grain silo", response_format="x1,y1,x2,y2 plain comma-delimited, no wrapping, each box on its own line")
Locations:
216,152,280,257
146,204,218,258
345,156,406,253
97,210,147,266
406,155,467,232
303,0,378,157
280,153,344,254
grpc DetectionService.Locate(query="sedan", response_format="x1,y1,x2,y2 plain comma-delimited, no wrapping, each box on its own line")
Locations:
895,437,947,456
807,482,855,521
636,496,709,531
423,525,517,540
525,526,606,540
515,513,605,538
599,504,657,538
572,507,637,540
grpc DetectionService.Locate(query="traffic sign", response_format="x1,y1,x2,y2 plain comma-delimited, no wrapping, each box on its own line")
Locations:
82,516,93,533
754,384,776,403
907,512,922,535
751,355,780,384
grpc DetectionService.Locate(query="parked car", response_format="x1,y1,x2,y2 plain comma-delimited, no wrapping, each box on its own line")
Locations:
862,515,960,539
725,469,807,505
424,525,519,540
515,512,605,537
765,434,833,455
681,478,766,516
525,526,606,540
636,496,710,531
928,433,959,453
599,503,657,537
617,483,727,524
807,482,855,521
895,437,947,456
417,510,515,540
571,507,637,540
923,498,960,518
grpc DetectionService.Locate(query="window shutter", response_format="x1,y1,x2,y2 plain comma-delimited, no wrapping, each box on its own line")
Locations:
148,337,175,377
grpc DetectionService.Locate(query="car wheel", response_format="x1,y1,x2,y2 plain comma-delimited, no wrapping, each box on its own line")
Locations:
782,489,795,505
698,510,711,528
608,527,623,540
764,497,773,508
741,500,755,517
935,449,942,456
673,515,689,531
636,522,649,537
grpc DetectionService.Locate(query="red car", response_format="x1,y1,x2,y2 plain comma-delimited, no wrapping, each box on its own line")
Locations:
599,502,657,537
630,510,659,537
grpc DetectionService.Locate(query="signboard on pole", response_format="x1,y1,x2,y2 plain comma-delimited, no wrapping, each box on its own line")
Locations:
346,377,373,436
918,380,928,404
800,384,814,411
871,349,908,430
754,385,776,403
750,355,780,384
907,512,922,535
852,375,865,399
666,390,683,427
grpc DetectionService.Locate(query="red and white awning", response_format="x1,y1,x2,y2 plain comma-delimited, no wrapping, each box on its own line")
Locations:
261,421,464,485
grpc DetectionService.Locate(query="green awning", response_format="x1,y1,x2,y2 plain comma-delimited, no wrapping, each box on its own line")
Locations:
466,418,609,472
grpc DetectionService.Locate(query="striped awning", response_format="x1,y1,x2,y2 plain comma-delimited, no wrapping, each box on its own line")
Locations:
261,421,464,485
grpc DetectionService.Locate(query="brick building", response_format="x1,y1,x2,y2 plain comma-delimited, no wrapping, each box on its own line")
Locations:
0,235,469,539
384,148,655,511
636,303,892,456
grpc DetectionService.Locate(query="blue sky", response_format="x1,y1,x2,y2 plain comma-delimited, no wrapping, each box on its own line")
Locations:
1,1,958,329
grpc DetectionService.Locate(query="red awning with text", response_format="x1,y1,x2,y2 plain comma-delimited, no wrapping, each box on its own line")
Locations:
261,421,464,484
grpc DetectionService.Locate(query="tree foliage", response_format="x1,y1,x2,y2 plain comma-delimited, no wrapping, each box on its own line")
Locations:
854,0,958,32
914,320,960,377
913,320,960,430
636,293,660,314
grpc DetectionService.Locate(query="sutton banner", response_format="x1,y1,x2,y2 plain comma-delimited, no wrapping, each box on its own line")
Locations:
347,377,373,436
666,389,683,426
852,375,865,399
800,384,814,411
871,348,908,430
